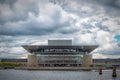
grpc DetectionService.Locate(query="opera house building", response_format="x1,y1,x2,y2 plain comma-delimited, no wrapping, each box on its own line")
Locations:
23,40,98,69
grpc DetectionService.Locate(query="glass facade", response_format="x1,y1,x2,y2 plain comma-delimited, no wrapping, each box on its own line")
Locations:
23,40,98,67
30,47,86,67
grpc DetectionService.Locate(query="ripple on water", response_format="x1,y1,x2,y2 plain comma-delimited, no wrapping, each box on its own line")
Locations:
0,69,120,80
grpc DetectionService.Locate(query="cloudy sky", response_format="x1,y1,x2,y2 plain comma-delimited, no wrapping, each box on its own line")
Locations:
0,0,120,59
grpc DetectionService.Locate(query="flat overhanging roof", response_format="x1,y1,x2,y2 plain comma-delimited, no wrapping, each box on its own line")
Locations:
22,45,98,54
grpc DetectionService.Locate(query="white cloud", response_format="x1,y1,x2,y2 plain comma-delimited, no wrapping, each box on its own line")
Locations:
0,0,120,59
92,53,107,59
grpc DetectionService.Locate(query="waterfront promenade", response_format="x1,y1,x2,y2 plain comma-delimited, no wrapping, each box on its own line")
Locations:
15,66,94,70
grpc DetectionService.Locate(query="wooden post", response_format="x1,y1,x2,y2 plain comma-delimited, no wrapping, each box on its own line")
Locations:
112,67,117,78
99,68,102,75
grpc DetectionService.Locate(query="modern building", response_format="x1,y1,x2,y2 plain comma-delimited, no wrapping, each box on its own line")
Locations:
1,58,120,69
23,40,98,68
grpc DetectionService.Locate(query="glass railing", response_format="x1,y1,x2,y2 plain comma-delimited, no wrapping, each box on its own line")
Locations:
34,52,85,55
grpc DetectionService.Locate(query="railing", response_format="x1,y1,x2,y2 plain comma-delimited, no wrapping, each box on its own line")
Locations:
34,52,85,55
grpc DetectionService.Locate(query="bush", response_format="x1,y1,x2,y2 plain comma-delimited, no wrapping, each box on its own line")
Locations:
0,62,20,67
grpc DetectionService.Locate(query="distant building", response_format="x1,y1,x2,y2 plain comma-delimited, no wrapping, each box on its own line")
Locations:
93,59,120,68
1,59,27,62
0,58,1,62
23,40,98,68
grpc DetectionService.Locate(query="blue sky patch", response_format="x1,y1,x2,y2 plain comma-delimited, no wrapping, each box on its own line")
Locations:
114,35,120,42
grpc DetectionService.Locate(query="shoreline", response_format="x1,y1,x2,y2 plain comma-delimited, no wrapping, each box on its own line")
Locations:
14,66,110,71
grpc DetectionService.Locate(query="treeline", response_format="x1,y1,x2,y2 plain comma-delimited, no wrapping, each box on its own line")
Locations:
0,62,20,67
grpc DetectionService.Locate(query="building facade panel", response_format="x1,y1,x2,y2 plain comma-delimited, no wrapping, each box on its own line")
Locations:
48,40,72,46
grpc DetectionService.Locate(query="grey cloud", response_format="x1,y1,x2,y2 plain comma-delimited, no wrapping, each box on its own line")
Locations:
0,18,70,36
0,0,120,58
96,49,120,55
91,0,120,17
65,0,120,17
95,0,120,8
0,0,17,5
0,0,39,24
57,26,79,34
0,46,28,58
95,23,110,32
118,43,120,47
0,0,119,36
81,22,110,34
0,2,73,36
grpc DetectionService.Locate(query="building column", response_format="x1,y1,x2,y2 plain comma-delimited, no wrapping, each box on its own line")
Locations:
82,54,93,67
28,54,38,67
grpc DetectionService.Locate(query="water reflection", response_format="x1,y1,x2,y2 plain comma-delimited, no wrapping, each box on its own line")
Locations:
0,70,120,80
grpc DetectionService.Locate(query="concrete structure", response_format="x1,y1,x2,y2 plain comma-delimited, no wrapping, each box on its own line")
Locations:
82,54,93,67
48,40,72,46
23,40,98,68
28,54,38,67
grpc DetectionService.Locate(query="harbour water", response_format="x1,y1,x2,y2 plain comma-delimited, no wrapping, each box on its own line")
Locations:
0,69,120,80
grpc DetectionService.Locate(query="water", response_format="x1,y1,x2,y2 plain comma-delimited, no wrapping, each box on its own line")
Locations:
0,69,120,80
